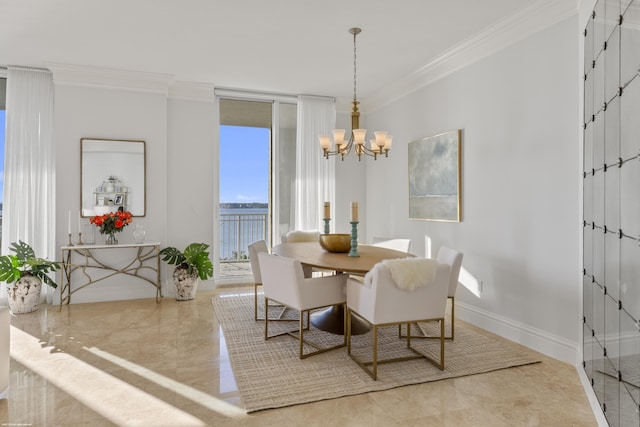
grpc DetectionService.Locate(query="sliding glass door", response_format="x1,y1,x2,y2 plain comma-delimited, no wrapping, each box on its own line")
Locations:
215,94,296,283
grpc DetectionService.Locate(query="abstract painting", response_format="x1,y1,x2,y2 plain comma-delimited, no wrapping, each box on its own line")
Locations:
408,130,461,221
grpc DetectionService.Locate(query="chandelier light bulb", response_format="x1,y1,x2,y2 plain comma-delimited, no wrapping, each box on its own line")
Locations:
384,135,393,150
353,129,367,145
319,135,331,150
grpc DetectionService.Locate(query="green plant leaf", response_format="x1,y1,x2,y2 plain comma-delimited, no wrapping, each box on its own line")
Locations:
159,247,186,266
38,273,58,289
192,252,213,280
10,240,36,262
0,255,19,283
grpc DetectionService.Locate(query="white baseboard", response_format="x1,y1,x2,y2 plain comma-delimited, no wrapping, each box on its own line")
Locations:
457,301,612,421
456,301,578,364
576,362,609,426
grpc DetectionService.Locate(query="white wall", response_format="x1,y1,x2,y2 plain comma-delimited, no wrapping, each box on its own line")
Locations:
54,83,169,302
166,92,216,292
364,16,580,362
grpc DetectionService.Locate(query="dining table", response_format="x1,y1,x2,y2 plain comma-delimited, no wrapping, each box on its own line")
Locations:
272,241,413,335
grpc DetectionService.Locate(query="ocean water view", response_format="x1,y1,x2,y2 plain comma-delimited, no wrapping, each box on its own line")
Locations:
219,207,268,261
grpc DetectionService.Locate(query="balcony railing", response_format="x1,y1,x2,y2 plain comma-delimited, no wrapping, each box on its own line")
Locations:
219,213,268,263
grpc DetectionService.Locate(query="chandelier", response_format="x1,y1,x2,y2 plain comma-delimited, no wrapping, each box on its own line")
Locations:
320,27,392,161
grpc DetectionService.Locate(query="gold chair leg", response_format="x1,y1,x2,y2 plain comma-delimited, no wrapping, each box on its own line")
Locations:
299,310,304,358
440,318,445,369
372,325,378,380
347,309,352,353
348,314,446,380
343,304,347,348
398,297,455,340
256,284,299,323
264,296,269,340
450,297,455,340
274,304,346,359
254,283,259,321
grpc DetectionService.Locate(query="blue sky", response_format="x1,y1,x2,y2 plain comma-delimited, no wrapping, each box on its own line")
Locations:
219,125,269,204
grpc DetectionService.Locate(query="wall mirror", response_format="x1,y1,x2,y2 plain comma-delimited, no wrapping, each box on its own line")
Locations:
80,138,146,217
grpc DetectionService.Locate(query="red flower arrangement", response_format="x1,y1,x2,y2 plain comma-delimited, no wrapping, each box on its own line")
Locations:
90,211,133,235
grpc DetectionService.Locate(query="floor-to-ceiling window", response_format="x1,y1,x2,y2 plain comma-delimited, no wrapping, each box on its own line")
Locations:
215,95,296,283
0,74,6,247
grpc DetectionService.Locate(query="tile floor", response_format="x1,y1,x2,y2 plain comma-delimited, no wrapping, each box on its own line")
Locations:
0,286,598,426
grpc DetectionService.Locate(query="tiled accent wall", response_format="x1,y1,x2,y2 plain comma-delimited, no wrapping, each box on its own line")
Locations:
583,1,640,425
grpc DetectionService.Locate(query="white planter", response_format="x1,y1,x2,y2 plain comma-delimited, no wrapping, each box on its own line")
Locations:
173,266,199,301
7,274,42,314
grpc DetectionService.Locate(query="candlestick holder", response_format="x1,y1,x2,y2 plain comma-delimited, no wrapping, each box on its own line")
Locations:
323,218,331,234
348,221,360,257
78,232,83,245
67,233,74,246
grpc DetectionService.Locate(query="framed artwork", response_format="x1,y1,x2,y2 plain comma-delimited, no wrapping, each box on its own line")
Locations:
408,130,461,222
114,194,124,205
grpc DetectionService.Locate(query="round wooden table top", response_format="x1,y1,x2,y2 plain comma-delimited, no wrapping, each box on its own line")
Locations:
272,241,412,274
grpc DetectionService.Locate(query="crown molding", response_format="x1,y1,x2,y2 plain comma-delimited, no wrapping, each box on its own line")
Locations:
363,0,577,113
47,63,175,95
169,81,215,102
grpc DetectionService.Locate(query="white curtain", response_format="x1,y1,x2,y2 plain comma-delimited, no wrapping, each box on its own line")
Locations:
295,96,335,231
1,67,56,305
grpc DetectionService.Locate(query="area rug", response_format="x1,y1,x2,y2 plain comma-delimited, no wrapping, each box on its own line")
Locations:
212,293,541,413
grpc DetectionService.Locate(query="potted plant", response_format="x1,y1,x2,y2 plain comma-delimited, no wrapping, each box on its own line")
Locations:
0,241,60,314
159,243,213,300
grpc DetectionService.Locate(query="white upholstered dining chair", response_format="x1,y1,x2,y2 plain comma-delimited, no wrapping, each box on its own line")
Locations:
281,230,324,276
281,230,320,243
346,258,450,380
371,237,412,253
437,246,464,339
248,240,309,323
248,240,269,321
258,252,348,359
400,246,464,340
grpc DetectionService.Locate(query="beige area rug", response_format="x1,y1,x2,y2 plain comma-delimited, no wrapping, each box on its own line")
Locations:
212,293,541,413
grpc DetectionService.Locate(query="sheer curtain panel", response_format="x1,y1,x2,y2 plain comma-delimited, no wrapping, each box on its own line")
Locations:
295,96,335,231
1,67,56,305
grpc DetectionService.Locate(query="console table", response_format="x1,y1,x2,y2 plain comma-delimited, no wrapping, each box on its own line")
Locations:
59,242,162,309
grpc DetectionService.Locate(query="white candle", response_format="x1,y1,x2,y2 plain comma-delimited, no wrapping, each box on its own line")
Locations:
78,211,82,234
324,202,330,219
351,202,358,222
67,211,71,234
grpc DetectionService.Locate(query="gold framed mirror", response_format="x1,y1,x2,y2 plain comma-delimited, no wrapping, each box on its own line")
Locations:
80,138,146,217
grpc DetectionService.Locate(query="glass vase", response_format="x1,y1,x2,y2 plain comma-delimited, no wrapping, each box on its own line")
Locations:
133,224,146,243
105,233,118,245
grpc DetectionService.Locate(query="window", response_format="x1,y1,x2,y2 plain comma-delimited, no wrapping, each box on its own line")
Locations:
216,96,297,282
0,76,6,246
